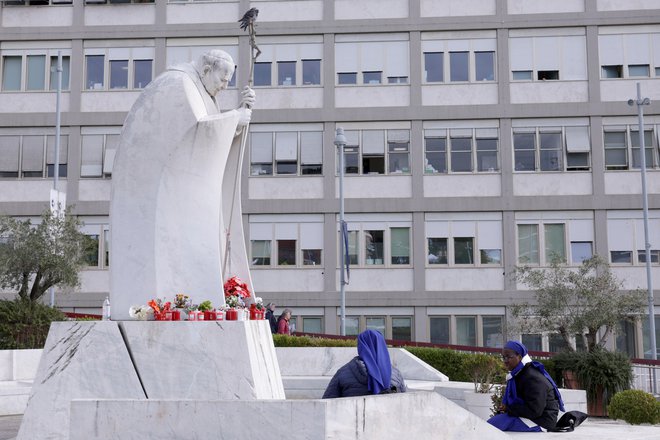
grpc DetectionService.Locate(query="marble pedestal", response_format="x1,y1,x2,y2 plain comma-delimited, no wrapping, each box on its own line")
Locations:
69,391,512,440
17,320,283,440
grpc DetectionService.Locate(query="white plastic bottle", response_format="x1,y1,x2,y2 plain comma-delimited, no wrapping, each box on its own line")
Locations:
102,296,111,321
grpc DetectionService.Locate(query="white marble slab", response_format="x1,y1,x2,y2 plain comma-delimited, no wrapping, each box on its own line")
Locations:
17,322,145,440
69,391,511,440
119,320,285,400
0,380,32,415
434,381,587,414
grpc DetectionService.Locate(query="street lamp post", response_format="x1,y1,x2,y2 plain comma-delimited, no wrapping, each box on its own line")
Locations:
628,82,657,394
334,127,347,336
49,51,64,308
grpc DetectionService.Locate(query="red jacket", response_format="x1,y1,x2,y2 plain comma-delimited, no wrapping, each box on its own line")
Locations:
277,317,290,334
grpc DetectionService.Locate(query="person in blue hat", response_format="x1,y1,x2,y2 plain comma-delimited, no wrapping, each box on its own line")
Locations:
322,329,407,398
488,340,565,432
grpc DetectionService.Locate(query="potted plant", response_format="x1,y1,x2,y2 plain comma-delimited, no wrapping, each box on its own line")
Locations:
148,298,172,321
225,295,241,321
250,296,265,320
195,300,213,320
490,384,506,418
186,303,199,321
574,347,633,416
551,350,583,389
462,354,506,419
172,293,191,320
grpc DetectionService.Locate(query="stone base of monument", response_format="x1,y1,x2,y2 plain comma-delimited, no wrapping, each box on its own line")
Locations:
18,321,511,440
17,320,283,440
69,391,511,440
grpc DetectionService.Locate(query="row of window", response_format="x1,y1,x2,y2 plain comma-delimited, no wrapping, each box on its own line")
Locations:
248,124,660,176
0,134,68,178
3,1,154,4
244,218,659,269
289,313,502,347
274,312,654,357
1,123,659,179
2,30,659,92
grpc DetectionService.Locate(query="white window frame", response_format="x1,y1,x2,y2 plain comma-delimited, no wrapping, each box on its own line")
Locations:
509,30,587,82
83,46,154,91
252,39,323,88
248,216,325,269
0,48,72,92
249,125,323,177
598,31,660,80
513,125,591,172
336,34,409,86
603,125,659,171
336,128,411,176
425,216,503,267
421,34,497,84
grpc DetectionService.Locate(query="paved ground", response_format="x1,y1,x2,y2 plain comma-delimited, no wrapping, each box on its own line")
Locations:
509,417,660,439
0,415,20,440
2,414,658,439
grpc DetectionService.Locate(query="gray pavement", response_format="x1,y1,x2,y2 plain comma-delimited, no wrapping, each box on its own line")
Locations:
0,415,20,440
509,417,660,439
2,413,658,439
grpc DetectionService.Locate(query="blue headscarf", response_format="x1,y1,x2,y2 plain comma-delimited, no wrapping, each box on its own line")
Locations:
357,329,392,395
503,340,565,412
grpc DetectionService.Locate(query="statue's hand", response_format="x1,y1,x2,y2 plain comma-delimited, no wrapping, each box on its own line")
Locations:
237,107,252,127
240,86,256,108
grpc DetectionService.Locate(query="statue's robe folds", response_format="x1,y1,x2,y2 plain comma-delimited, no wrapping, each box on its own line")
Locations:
109,63,252,320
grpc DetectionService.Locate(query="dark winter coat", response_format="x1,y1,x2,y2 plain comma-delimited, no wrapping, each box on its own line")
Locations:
265,310,277,333
322,356,407,399
506,363,560,430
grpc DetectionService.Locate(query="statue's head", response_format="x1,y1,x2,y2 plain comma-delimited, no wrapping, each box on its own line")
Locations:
194,50,235,97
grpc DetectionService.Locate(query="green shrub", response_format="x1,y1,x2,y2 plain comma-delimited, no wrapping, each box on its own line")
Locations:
273,334,357,347
0,297,66,349
273,336,510,385
575,347,633,413
403,347,473,382
464,353,506,392
608,389,660,425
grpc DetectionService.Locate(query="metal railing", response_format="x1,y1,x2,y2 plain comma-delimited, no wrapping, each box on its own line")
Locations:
632,360,660,395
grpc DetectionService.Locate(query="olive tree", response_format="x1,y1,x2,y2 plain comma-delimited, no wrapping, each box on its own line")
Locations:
512,255,646,352
0,209,92,302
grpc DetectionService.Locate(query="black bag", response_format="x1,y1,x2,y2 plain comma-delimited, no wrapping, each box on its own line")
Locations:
548,411,588,432
379,385,398,394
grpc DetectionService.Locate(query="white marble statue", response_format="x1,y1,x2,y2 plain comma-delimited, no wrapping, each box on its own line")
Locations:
109,50,255,320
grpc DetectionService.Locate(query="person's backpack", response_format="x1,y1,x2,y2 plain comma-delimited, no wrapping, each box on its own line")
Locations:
548,411,588,432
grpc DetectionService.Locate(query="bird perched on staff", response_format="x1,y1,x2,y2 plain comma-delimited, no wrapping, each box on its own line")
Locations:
239,7,259,31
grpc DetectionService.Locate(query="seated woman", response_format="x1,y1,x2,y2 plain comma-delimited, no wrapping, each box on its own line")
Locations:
488,340,564,432
322,329,407,398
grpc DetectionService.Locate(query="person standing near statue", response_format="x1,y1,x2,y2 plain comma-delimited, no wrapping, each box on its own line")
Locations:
265,303,277,333
110,50,255,319
276,309,292,335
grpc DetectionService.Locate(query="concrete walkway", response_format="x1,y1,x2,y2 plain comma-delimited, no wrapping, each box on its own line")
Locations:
0,415,20,440
2,414,658,439
509,417,660,439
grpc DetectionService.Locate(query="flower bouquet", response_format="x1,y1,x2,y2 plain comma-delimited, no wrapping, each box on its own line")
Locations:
224,276,251,321
129,304,152,321
149,298,172,321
